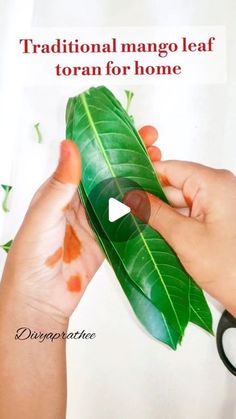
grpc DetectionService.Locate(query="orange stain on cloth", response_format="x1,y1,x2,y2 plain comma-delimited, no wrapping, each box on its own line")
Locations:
63,224,81,263
45,247,63,268
67,275,81,292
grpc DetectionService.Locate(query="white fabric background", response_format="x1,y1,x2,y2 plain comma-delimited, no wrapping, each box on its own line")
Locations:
0,1,236,418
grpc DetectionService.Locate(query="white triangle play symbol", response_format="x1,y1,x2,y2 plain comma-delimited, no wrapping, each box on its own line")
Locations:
108,197,131,222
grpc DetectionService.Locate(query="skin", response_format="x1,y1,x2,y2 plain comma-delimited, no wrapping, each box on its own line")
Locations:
1,125,235,418
124,161,236,318
0,128,161,419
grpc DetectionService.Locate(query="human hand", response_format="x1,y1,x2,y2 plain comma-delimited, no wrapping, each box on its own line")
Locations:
1,140,104,325
0,126,161,326
124,161,236,317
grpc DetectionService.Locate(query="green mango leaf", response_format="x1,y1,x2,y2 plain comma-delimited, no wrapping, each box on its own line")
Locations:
80,183,180,349
66,86,212,347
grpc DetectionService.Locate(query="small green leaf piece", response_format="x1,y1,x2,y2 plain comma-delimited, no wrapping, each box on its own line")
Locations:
0,239,13,253
1,184,12,212
34,122,43,144
125,90,134,114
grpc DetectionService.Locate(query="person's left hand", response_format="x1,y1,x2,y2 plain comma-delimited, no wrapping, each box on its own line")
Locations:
1,126,161,325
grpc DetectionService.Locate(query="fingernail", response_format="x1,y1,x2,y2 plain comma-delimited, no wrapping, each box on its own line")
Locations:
60,140,71,161
124,191,143,212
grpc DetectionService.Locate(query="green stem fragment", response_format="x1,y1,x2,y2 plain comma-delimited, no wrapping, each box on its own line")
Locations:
0,240,13,253
125,90,134,114
34,122,43,144
1,184,12,212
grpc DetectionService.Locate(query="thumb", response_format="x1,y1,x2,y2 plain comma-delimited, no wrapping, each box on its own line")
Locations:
124,190,202,254
27,140,81,224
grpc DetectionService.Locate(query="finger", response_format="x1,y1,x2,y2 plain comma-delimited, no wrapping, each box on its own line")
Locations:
139,126,158,147
147,146,162,162
163,186,187,208
54,140,81,185
124,190,202,253
27,140,81,224
153,160,213,189
176,207,190,217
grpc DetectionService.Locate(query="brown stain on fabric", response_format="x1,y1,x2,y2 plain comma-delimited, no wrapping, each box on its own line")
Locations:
45,247,63,268
67,275,81,292
63,224,81,263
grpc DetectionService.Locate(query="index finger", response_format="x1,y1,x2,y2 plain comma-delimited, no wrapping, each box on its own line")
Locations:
138,125,158,147
153,160,208,189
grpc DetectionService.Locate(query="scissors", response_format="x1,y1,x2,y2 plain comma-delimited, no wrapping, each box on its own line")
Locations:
216,310,236,376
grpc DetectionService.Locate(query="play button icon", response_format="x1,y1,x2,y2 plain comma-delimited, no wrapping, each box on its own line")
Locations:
84,177,151,242
108,198,131,222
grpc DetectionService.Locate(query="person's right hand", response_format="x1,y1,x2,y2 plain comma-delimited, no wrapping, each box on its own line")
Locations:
124,161,236,317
